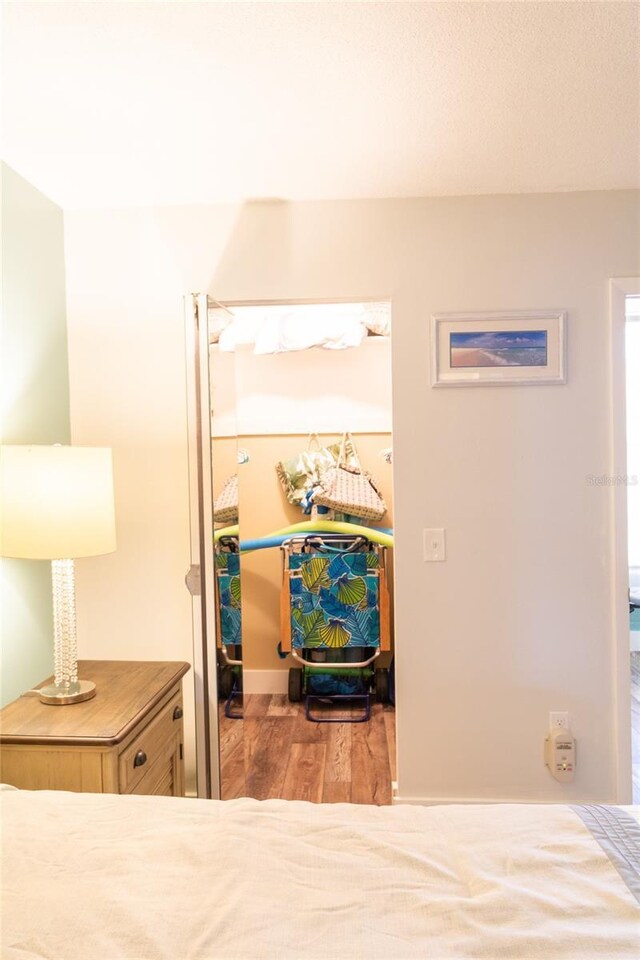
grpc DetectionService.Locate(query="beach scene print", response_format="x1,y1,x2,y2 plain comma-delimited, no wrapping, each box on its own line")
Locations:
449,330,547,367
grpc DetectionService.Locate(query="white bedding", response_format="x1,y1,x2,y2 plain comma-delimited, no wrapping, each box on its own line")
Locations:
2,789,639,960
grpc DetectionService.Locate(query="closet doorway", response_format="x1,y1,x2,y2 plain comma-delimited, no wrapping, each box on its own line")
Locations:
185,295,396,802
624,295,640,802
610,276,640,805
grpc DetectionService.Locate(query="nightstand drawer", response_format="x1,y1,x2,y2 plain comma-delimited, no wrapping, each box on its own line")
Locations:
119,690,183,793
128,740,180,796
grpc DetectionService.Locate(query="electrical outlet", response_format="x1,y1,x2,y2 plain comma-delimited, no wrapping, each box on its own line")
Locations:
550,711,569,730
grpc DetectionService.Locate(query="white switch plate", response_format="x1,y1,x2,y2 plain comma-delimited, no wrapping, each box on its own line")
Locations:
424,528,446,562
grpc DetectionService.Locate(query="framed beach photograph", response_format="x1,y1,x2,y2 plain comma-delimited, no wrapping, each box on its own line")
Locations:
431,310,566,387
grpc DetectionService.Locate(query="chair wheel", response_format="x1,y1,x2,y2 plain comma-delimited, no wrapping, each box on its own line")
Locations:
288,668,303,703
375,668,390,704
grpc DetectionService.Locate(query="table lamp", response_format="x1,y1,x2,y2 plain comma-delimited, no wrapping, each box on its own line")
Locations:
0,445,116,704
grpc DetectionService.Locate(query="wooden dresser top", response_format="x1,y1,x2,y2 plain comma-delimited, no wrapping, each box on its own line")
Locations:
0,660,190,746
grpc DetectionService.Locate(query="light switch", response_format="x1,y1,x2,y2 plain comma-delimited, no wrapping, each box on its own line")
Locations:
423,528,446,562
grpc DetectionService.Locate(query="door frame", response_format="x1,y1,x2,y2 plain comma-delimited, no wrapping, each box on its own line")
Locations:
610,276,640,802
185,292,220,799
187,292,396,799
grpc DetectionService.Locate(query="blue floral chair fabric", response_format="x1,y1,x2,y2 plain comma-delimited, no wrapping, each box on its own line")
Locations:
288,550,380,650
216,551,242,648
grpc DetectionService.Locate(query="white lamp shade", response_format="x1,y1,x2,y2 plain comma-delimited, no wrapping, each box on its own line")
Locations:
0,445,117,559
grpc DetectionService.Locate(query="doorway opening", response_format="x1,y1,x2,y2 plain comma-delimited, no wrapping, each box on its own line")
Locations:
625,295,640,801
188,296,397,802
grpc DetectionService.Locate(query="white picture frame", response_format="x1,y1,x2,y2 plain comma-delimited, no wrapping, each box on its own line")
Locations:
431,310,567,387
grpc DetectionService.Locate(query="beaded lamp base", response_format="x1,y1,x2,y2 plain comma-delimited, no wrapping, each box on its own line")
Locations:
42,558,96,706
38,680,96,705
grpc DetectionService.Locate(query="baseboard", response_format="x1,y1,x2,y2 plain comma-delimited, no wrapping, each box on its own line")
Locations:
392,795,527,806
243,669,289,695
631,630,640,653
392,794,612,806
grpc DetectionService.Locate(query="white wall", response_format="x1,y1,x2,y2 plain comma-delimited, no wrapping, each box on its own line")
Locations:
626,307,640,569
211,336,392,437
1,164,70,706
64,192,639,802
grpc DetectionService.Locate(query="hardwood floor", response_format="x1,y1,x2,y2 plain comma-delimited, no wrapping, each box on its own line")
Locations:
219,657,639,804
219,660,639,803
632,652,640,803
219,694,396,805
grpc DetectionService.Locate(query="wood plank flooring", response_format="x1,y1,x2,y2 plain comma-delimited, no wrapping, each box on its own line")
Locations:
219,659,639,803
632,652,640,803
219,694,395,805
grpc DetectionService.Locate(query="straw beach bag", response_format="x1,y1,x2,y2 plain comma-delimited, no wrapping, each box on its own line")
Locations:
276,433,357,506
312,434,387,522
213,474,239,524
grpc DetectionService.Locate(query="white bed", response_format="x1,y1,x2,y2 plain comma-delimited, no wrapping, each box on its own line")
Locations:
2,787,639,959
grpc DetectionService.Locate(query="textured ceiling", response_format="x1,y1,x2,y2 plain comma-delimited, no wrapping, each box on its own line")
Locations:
2,1,639,209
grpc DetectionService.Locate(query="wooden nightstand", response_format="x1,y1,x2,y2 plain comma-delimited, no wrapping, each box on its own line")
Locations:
0,660,190,796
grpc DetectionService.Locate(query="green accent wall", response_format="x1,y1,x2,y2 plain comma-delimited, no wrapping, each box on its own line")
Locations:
1,163,70,705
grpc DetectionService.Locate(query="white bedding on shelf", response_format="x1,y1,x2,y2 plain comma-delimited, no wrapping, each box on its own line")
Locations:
2,788,639,960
